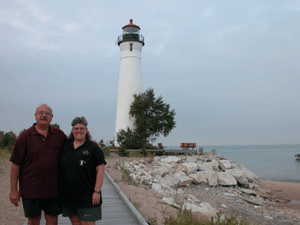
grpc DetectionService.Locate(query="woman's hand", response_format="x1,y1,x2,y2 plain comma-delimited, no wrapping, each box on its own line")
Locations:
92,192,101,205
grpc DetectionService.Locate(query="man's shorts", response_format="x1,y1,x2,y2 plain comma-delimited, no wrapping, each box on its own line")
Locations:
22,196,62,218
62,204,102,222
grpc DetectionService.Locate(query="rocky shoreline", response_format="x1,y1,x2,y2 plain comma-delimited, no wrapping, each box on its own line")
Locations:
111,153,300,224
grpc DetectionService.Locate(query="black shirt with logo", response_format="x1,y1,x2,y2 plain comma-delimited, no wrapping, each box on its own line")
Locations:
59,140,106,208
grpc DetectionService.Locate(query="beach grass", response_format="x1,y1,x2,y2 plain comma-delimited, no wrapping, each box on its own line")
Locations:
163,209,250,225
0,148,11,160
0,148,11,173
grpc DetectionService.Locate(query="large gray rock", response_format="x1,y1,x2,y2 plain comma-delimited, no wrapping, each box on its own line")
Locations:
219,160,232,170
174,171,194,186
153,164,170,177
209,160,219,170
227,169,249,186
182,202,217,216
160,156,182,163
185,156,197,163
216,172,237,186
161,197,181,208
198,162,213,171
240,165,259,182
203,170,218,186
189,171,208,185
181,163,199,175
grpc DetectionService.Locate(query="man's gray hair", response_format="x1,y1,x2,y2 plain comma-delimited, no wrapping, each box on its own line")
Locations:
36,104,52,114
71,116,88,127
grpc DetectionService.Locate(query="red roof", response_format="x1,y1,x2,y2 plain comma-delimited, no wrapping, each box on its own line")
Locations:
122,19,140,30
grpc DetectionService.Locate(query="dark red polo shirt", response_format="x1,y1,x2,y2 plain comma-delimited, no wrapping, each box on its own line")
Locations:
10,123,67,198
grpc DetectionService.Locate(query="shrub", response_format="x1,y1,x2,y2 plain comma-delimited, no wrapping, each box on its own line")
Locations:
102,147,110,156
117,148,129,157
128,151,153,157
163,209,249,225
0,148,11,160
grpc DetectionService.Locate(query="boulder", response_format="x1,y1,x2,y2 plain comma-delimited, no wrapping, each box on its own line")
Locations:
181,163,199,175
227,169,249,186
203,170,218,186
153,164,170,177
219,160,232,170
182,202,217,217
174,171,194,186
240,165,259,182
216,172,237,186
189,171,208,185
198,162,213,171
241,188,257,196
185,156,197,163
161,197,180,208
160,156,181,163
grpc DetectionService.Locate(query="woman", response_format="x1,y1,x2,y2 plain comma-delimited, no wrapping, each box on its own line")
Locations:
59,117,106,225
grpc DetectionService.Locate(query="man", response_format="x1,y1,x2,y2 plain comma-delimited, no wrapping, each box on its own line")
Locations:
10,104,67,225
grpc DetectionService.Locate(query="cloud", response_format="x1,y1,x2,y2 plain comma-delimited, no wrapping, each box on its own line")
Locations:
10,18,61,51
203,7,214,17
16,0,54,23
63,23,80,32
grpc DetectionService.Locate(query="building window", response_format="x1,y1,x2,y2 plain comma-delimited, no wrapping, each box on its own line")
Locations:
130,43,133,51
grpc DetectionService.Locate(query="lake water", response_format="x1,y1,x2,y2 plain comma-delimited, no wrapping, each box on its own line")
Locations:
165,144,300,183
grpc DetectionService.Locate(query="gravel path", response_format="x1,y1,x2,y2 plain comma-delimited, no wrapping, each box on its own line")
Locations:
0,159,25,225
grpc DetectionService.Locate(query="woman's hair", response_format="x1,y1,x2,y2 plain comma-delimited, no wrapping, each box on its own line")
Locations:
68,116,92,141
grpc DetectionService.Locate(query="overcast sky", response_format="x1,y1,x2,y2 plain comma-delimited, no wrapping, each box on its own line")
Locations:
1,0,300,146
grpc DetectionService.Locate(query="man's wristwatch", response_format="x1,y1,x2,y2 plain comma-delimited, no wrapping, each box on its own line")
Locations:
94,190,101,194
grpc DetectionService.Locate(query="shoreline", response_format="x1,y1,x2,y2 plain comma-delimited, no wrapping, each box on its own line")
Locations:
259,178,300,201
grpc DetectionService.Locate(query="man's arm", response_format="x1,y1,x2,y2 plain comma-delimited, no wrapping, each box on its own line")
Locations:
10,163,20,207
92,164,105,205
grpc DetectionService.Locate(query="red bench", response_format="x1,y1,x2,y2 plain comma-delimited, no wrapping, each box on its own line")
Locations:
158,143,165,149
180,143,196,150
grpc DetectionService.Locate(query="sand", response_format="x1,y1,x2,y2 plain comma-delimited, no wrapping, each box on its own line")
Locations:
1,155,300,225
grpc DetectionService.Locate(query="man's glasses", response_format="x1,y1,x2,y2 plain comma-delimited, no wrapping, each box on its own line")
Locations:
36,111,52,116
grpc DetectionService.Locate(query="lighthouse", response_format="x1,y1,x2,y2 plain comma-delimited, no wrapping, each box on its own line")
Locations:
114,19,145,146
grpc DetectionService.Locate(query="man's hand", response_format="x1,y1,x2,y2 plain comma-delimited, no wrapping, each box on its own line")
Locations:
10,189,20,207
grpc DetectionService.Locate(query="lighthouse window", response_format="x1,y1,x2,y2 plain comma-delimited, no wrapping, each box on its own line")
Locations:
130,43,133,51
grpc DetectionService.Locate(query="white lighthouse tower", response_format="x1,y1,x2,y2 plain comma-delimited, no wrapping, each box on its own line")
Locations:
114,19,145,146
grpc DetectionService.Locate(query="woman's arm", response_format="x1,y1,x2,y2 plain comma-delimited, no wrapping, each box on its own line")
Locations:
92,164,105,205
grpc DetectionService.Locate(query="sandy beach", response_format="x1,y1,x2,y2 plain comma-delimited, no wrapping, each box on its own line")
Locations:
1,156,300,225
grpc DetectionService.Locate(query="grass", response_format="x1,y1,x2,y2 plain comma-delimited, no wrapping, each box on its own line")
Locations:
0,148,11,160
128,151,154,157
114,162,138,186
0,148,11,173
163,209,250,225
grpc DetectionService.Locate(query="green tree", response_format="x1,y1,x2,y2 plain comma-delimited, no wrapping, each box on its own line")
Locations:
116,88,176,151
116,127,143,150
0,131,16,150
19,129,26,136
50,123,60,128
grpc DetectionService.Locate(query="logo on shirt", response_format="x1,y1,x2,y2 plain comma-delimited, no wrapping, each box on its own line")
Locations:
79,160,86,166
82,150,90,155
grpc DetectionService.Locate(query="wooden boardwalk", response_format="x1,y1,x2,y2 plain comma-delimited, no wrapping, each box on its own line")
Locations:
23,171,148,225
